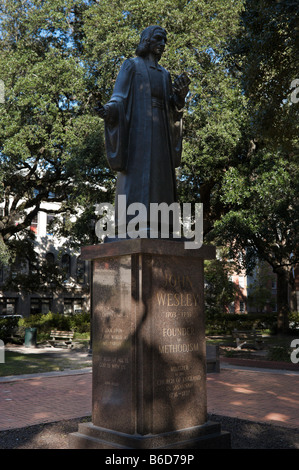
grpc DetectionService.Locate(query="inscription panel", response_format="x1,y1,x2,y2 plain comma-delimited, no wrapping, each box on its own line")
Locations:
150,256,206,432
92,256,134,433
91,249,207,436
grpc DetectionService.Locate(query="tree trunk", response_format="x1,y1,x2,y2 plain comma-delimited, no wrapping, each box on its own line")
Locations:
276,269,290,333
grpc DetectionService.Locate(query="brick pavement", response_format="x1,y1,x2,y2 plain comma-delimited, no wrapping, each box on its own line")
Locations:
0,366,298,432
207,367,299,429
0,371,92,431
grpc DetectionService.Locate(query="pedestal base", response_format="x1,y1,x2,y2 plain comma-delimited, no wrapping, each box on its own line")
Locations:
69,240,230,449
69,421,230,449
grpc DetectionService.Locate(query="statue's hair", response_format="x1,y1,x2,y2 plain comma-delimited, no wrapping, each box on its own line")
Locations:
135,26,167,57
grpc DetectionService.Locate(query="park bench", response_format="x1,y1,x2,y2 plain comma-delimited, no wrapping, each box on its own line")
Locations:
49,330,74,349
232,328,264,350
206,344,220,373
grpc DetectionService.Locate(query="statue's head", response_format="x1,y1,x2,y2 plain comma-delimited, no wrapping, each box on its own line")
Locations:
136,26,167,60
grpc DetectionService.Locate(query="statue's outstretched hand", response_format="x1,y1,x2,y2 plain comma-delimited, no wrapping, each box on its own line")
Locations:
173,73,191,99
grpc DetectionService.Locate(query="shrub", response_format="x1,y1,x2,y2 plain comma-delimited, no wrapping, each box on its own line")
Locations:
289,312,299,332
19,312,70,333
69,312,91,333
267,345,291,362
18,311,91,338
0,317,19,343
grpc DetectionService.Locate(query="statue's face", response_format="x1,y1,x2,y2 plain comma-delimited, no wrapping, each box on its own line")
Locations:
149,30,167,59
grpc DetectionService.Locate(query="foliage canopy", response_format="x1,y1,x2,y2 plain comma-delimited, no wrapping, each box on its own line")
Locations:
0,0,298,329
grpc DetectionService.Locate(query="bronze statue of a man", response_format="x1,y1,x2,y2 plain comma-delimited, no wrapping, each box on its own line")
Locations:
98,26,190,235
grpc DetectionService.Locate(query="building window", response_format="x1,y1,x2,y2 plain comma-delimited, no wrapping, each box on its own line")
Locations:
30,299,40,315
76,257,85,284
0,298,17,316
74,299,83,314
30,298,51,315
229,302,235,314
41,299,51,314
46,213,55,235
61,254,71,280
238,276,245,289
64,298,83,315
9,256,24,279
239,301,245,313
30,214,38,234
45,252,55,264
64,299,73,315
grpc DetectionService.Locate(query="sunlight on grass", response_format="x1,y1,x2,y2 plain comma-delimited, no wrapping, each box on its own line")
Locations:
0,351,89,377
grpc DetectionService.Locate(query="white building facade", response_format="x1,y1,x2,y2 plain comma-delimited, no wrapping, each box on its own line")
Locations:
0,201,90,318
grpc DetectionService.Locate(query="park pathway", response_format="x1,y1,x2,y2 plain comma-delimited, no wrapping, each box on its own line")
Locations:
0,364,298,432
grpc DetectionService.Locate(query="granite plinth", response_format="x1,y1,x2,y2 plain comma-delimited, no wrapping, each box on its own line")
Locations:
69,421,231,449
69,239,230,449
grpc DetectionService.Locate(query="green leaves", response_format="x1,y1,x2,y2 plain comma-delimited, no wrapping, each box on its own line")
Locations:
204,249,238,317
232,0,299,149
216,149,299,290
0,0,112,255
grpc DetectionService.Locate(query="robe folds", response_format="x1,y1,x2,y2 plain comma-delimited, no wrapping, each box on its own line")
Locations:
104,56,183,229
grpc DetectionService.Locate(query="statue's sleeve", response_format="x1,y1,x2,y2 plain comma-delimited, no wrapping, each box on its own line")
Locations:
104,59,135,172
168,74,183,168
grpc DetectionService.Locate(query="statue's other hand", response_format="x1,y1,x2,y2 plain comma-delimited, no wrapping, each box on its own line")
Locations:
95,101,107,119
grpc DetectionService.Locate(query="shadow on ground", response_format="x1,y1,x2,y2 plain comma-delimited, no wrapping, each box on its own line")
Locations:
0,414,298,449
209,413,299,449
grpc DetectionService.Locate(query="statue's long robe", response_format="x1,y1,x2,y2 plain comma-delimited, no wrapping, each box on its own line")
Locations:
104,56,183,229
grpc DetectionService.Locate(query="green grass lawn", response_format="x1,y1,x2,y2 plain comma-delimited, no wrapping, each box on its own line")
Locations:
1,333,297,377
0,350,91,377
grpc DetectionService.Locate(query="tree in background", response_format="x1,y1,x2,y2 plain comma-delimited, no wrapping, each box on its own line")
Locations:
214,151,298,331
0,0,245,275
230,0,299,151
212,0,299,332
204,248,238,318
247,261,276,313
0,0,112,267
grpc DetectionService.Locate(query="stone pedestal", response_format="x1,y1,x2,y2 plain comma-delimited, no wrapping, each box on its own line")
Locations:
69,239,230,449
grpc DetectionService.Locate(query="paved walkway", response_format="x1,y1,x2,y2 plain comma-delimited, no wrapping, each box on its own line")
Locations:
207,365,299,429
0,363,298,432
